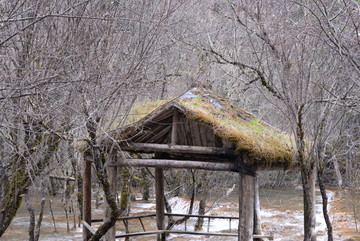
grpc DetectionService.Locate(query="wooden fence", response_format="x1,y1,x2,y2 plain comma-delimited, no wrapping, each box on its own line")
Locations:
83,213,274,240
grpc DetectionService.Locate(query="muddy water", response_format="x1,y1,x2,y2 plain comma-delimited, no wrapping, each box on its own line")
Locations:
0,188,356,241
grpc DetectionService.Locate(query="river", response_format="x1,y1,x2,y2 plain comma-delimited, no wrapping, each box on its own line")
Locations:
1,187,357,240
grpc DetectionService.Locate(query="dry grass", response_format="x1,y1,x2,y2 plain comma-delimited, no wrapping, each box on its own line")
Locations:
119,87,294,168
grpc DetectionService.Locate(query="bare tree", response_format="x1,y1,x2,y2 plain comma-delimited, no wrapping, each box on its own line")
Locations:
197,1,360,240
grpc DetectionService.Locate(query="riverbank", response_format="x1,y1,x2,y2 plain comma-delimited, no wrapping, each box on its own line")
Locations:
330,189,360,241
1,187,358,240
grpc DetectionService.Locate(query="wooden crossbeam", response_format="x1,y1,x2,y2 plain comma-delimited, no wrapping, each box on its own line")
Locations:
113,158,241,172
82,221,96,235
119,143,235,156
115,230,274,240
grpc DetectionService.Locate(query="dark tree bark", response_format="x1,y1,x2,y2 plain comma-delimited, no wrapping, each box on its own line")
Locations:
85,117,120,241
25,194,36,241
194,198,206,231
0,132,60,237
318,166,333,241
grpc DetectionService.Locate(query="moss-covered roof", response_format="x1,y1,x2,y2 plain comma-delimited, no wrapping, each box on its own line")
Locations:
117,87,294,169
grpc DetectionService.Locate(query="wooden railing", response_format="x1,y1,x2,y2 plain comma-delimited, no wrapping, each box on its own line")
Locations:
83,213,274,240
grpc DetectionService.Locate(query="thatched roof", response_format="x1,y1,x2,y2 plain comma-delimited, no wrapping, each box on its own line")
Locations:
116,87,294,169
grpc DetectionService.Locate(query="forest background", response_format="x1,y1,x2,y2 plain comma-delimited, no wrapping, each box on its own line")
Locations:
0,0,359,241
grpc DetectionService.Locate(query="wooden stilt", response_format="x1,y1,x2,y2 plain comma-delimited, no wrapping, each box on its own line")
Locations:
253,173,262,239
83,156,92,241
104,164,117,241
155,167,166,241
238,172,255,241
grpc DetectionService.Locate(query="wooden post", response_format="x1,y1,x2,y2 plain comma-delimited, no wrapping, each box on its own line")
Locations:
238,172,255,241
104,164,117,241
83,156,92,241
253,173,262,239
155,167,166,241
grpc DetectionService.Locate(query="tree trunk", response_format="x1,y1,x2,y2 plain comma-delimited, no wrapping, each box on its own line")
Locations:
34,197,46,241
333,157,343,188
345,150,353,187
301,164,316,241
85,117,120,241
194,198,206,231
104,165,117,241
318,167,333,241
25,194,35,241
82,156,92,241
141,168,150,201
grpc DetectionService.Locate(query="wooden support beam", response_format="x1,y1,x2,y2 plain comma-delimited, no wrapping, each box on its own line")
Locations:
119,143,235,156
83,156,92,241
155,168,166,241
114,158,241,172
82,221,96,235
238,172,255,241
253,173,262,239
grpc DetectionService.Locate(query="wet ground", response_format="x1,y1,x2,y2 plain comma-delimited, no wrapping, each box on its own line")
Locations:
1,187,358,241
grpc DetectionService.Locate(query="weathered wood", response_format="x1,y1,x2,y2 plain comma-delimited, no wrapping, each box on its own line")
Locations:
115,230,274,239
171,111,178,145
239,172,255,241
82,221,96,235
190,121,202,146
165,213,239,219
114,158,241,172
178,115,189,145
155,168,165,241
253,173,262,239
83,157,92,241
151,125,171,144
120,143,235,156
104,165,117,241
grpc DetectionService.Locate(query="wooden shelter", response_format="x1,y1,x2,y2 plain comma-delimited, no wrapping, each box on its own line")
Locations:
82,87,294,241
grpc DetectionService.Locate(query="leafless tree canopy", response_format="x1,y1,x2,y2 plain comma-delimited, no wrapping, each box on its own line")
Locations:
0,0,359,240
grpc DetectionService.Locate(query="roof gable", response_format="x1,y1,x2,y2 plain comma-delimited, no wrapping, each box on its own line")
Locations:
117,88,294,169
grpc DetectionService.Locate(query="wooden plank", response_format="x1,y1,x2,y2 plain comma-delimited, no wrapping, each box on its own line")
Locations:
134,123,171,143
165,213,238,219
120,143,235,156
115,229,274,239
186,118,196,146
202,123,216,147
114,158,240,172
155,168,165,241
178,115,188,145
118,213,156,220
171,111,178,145
190,121,202,146
82,157,92,241
238,172,255,241
151,126,171,144
82,221,96,235
116,231,163,238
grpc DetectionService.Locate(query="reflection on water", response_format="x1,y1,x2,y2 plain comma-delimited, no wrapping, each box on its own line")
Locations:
0,188,353,241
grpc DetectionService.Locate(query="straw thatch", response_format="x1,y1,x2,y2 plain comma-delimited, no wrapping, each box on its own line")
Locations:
116,87,294,169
